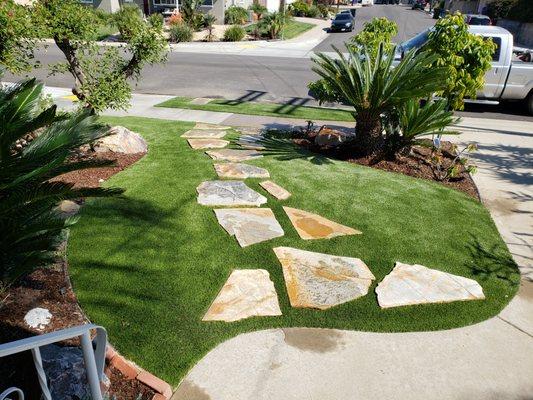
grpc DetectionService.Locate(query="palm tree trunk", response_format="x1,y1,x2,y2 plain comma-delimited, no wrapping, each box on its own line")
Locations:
354,114,384,157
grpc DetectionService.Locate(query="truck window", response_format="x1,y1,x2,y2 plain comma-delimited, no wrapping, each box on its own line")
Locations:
489,37,502,62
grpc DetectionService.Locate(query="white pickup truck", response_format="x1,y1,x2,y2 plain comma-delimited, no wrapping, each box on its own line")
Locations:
397,26,533,114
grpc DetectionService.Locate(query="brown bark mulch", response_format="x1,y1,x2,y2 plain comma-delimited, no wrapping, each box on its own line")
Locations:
0,150,154,400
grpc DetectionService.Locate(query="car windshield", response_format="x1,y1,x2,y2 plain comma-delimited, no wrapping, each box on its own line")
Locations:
469,16,490,25
399,29,430,53
335,14,351,20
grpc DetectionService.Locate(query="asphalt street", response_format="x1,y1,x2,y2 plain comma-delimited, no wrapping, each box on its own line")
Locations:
9,5,532,121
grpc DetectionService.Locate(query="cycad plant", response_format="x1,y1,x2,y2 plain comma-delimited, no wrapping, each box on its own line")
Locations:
0,78,123,284
311,44,449,156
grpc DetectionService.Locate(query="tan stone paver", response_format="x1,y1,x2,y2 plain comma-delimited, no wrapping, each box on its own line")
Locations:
197,181,267,207
182,129,228,139
206,149,263,162
188,139,229,149
283,206,361,239
260,181,291,200
214,163,270,179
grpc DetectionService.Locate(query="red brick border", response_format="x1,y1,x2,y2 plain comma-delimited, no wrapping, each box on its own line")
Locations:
105,344,173,400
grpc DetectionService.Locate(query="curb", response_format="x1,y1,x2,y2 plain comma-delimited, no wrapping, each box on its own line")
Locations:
105,344,173,400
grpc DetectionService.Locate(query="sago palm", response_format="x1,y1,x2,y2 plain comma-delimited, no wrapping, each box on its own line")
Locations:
312,43,448,156
0,78,124,284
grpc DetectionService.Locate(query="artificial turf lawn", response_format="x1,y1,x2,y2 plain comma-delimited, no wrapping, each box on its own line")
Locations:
246,20,315,40
155,97,355,122
68,116,519,385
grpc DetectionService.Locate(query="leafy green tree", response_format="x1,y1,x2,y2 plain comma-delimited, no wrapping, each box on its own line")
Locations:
0,78,123,284
351,17,398,58
425,13,496,110
312,44,447,156
0,0,38,74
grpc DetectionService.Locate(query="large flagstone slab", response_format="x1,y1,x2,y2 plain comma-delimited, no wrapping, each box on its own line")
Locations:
182,129,228,139
260,181,291,200
214,163,270,179
206,149,263,162
203,269,282,322
187,139,229,149
214,208,284,247
283,207,361,240
197,181,267,207
376,262,485,309
194,122,230,130
273,247,375,310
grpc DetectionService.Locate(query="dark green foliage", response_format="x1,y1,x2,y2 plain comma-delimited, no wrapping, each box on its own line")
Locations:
224,6,248,25
223,25,246,41
169,23,193,42
249,2,267,19
180,0,202,26
0,78,123,284
114,4,142,40
507,0,533,22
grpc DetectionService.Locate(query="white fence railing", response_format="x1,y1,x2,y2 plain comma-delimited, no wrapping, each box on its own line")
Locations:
0,324,107,400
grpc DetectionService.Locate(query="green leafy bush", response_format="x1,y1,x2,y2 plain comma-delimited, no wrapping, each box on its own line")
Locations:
0,78,123,284
170,23,193,42
249,3,268,19
425,13,496,109
351,17,398,58
223,25,246,41
507,0,533,22
148,13,164,31
259,11,290,39
486,0,517,21
114,4,143,40
317,4,332,19
306,5,321,18
289,1,309,16
225,6,248,25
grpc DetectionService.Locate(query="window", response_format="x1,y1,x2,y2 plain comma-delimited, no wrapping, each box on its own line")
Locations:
489,37,502,62
153,0,177,5
201,0,213,6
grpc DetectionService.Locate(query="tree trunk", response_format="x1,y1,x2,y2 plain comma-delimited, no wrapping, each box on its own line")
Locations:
354,115,384,157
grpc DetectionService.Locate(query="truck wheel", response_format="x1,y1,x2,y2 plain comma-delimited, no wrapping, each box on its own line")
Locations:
528,91,533,115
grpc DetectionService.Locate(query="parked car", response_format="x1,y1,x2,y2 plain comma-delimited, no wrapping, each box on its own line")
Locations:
361,0,374,6
411,0,426,10
396,26,533,114
330,13,355,32
465,14,492,25
340,9,357,18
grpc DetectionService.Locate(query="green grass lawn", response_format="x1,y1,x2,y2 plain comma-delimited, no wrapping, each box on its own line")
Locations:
155,97,355,122
246,20,315,40
68,116,519,386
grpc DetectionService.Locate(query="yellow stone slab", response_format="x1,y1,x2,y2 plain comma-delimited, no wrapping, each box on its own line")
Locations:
283,206,361,240
260,181,291,200
187,139,229,149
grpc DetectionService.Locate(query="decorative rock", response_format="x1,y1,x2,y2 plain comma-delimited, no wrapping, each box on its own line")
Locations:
93,126,148,154
203,269,282,322
376,262,485,309
189,98,214,105
206,149,262,162
187,139,229,149
283,206,361,240
24,307,52,330
197,181,267,207
273,247,375,310
182,129,227,139
260,181,291,200
57,200,80,217
41,344,110,400
214,208,284,247
314,127,354,148
214,163,270,179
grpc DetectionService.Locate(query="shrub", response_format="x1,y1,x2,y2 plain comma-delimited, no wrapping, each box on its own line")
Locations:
203,14,216,41
168,13,183,26
114,4,143,40
306,5,321,18
249,3,267,19
225,6,248,25
486,0,517,21
180,0,202,27
0,78,123,284
351,17,398,58
289,1,309,16
223,25,246,41
317,4,333,19
507,0,533,23
169,23,193,42
148,13,164,31
425,13,496,109
259,11,289,39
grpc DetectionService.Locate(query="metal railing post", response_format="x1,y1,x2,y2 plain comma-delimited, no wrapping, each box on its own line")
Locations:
80,332,103,400
30,348,52,400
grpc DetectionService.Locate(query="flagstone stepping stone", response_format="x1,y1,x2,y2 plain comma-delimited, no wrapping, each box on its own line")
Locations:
203,269,282,322
194,122,230,130
197,181,267,207
187,139,229,149
260,180,291,200
376,262,485,309
283,206,361,240
182,129,228,139
206,149,262,162
214,163,270,179
190,97,214,105
273,247,375,310
214,208,284,247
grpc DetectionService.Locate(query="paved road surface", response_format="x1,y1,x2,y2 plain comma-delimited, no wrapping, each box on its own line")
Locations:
7,5,532,121
313,4,435,52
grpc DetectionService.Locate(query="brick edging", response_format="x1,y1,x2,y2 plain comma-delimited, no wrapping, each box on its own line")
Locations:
105,344,173,400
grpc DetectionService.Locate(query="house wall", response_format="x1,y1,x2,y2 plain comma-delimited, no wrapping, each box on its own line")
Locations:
497,19,533,47
200,0,225,23
444,0,490,14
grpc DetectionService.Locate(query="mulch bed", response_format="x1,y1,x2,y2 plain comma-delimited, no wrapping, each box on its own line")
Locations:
293,137,480,200
0,150,153,400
